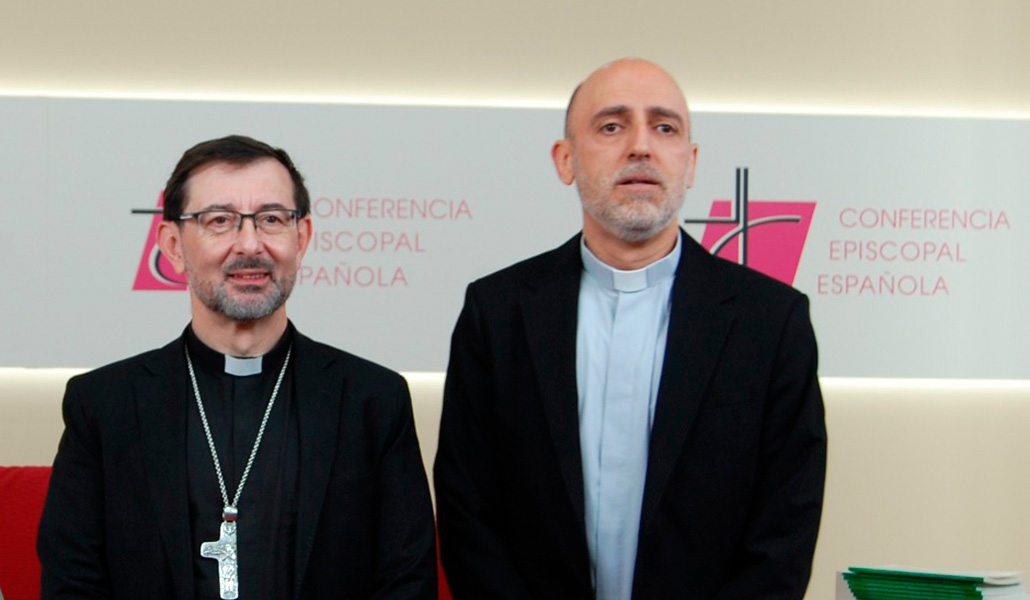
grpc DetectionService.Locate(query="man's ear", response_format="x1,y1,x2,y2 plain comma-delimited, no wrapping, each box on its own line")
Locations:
686,142,699,189
551,139,576,186
294,215,313,268
157,220,187,275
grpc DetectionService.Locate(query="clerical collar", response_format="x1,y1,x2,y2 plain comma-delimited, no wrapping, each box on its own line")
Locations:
184,322,295,378
580,231,681,292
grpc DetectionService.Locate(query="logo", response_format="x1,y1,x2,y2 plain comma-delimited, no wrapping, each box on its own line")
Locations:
687,168,816,286
132,193,187,291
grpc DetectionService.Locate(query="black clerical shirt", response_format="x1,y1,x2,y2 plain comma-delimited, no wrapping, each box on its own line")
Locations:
185,325,299,600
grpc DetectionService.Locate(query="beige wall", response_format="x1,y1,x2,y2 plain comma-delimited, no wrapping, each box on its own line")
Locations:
3,0,1028,115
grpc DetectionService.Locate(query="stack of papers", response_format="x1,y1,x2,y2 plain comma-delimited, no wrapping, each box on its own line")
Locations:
840,566,1028,599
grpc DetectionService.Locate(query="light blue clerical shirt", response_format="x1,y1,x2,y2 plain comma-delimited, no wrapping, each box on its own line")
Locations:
576,232,681,600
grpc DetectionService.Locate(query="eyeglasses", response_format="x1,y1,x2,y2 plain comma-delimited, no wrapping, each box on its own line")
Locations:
178,209,300,236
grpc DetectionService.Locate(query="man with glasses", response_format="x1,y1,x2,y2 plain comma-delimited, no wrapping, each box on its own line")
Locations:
38,135,436,599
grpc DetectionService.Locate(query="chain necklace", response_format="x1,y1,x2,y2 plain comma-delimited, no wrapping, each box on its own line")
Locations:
185,343,292,600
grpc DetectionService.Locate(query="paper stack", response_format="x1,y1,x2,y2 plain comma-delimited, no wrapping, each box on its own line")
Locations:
839,566,1028,599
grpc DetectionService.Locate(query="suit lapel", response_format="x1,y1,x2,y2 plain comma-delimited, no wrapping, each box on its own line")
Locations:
520,236,586,524
640,234,735,529
136,339,194,600
291,333,341,596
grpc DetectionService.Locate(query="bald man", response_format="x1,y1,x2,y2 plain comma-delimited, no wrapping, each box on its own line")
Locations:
434,59,826,600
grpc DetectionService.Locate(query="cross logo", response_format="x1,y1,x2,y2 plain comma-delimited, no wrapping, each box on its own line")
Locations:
688,168,816,286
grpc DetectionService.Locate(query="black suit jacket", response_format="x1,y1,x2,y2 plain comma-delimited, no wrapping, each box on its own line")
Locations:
434,232,826,600
37,330,436,599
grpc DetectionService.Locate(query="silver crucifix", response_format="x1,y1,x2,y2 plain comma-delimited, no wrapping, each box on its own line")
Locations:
200,516,239,599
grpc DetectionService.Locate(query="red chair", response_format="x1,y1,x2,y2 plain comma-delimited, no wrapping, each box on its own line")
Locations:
437,532,453,600
0,466,453,600
0,466,51,600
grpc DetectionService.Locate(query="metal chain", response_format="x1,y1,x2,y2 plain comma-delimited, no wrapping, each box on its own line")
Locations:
185,344,292,510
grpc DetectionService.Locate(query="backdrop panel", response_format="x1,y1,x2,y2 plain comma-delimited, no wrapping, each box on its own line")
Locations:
0,98,1025,378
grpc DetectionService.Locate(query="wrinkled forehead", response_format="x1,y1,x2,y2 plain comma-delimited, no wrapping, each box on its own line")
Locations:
569,61,690,132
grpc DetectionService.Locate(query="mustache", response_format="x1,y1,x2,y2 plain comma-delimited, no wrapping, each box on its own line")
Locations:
223,256,276,274
614,164,665,187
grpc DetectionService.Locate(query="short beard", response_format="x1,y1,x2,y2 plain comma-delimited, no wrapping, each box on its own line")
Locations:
577,163,687,243
187,256,295,322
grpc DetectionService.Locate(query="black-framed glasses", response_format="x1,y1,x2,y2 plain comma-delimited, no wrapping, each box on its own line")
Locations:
179,209,300,236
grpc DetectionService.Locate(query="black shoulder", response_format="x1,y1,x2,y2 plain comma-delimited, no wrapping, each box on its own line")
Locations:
466,234,581,301
294,333,408,390
716,253,805,303
66,340,180,393
681,231,806,307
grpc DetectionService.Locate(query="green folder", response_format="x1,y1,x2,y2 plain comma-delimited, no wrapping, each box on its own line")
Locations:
843,566,1027,600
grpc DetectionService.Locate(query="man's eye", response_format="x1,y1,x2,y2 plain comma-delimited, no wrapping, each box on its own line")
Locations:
205,213,234,226
656,123,676,134
260,213,286,225
601,123,621,133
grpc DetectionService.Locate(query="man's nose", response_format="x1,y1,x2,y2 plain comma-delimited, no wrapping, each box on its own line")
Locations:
627,124,652,160
232,216,263,252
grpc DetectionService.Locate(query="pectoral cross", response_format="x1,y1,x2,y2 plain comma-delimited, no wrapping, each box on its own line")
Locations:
200,515,239,599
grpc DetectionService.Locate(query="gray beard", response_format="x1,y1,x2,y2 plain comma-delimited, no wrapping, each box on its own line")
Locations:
206,280,289,321
579,184,686,243
187,257,294,322
574,160,687,243
583,196,682,242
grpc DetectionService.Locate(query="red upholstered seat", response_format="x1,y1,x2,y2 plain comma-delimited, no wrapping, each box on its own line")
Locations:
0,466,452,600
437,530,453,600
0,466,51,600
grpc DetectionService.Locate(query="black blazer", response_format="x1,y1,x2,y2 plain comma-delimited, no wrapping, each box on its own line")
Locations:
37,331,436,599
434,232,826,600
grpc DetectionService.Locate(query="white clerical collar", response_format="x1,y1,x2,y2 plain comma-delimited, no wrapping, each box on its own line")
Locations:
224,354,263,377
580,231,682,292
185,324,293,377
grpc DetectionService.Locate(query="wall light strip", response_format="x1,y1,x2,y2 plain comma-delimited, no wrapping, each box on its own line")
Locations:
1,368,1026,388
0,88,1028,120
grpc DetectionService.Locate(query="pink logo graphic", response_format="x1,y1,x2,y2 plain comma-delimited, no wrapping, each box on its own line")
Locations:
132,192,187,291
688,169,815,286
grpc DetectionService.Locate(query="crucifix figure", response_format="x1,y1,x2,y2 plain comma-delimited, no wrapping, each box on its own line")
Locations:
200,519,239,599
